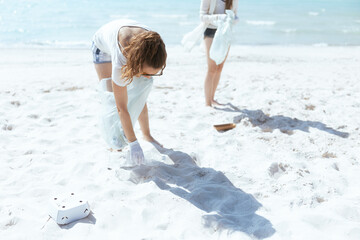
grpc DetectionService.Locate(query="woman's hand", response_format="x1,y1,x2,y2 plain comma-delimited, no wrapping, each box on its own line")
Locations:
129,140,145,165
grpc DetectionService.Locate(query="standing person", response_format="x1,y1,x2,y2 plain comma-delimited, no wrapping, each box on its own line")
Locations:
201,0,238,107
92,19,167,165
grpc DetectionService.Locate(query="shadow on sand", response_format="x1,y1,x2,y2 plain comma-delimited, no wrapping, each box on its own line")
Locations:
60,212,97,230
215,103,349,138
127,144,275,239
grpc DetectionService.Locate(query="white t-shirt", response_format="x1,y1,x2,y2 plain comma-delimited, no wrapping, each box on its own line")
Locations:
92,19,151,86
200,0,239,29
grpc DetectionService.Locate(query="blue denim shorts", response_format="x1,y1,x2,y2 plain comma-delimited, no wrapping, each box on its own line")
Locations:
92,42,111,64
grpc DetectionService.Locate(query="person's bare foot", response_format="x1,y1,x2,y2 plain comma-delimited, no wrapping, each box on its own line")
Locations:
108,148,122,152
143,135,163,147
211,99,224,107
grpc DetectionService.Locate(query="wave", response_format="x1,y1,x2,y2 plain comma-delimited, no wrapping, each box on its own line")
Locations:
179,21,197,26
109,14,138,19
342,27,360,34
246,20,276,26
149,14,188,19
0,40,91,49
1,28,26,33
282,29,297,34
308,12,319,16
312,43,329,47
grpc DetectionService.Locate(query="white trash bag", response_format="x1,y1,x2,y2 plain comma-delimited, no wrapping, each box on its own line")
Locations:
181,23,207,52
98,77,153,153
210,10,235,65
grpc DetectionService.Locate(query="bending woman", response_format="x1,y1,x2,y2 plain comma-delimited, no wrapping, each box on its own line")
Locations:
92,19,167,165
200,0,238,106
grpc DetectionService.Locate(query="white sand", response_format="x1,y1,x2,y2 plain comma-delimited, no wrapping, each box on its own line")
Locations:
1,45,360,239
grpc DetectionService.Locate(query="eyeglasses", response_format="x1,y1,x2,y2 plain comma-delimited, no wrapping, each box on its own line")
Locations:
141,67,164,77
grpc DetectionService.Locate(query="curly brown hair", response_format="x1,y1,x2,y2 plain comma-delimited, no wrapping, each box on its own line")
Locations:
121,31,167,84
225,0,233,10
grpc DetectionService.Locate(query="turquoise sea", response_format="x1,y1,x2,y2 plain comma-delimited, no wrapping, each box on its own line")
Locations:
0,0,359,47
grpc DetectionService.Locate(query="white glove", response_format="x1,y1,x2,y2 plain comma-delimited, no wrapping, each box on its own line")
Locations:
216,14,227,21
129,140,145,165
212,14,227,27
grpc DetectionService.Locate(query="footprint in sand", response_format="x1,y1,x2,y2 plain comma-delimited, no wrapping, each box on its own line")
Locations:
268,162,290,177
305,104,316,110
332,163,340,171
3,218,18,229
322,152,337,158
27,114,39,119
2,124,13,131
42,118,52,123
10,101,21,107
24,150,33,155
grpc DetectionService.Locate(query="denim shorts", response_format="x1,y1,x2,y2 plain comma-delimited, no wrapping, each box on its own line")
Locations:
92,42,111,64
204,28,217,38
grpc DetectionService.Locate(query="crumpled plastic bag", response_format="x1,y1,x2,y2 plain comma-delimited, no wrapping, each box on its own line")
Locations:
210,10,235,65
97,77,153,150
181,22,207,52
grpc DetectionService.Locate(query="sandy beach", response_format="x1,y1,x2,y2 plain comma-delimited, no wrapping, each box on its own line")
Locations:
1,45,360,239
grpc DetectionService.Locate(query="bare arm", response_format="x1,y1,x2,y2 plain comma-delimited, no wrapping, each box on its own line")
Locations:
112,81,137,143
233,0,239,23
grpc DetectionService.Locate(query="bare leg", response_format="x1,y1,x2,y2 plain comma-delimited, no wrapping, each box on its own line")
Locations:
204,37,217,106
204,38,230,106
94,62,112,80
138,104,162,146
210,48,230,106
211,69,223,106
138,104,150,137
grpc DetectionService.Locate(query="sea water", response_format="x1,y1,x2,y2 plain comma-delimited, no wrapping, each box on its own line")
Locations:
0,0,359,47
